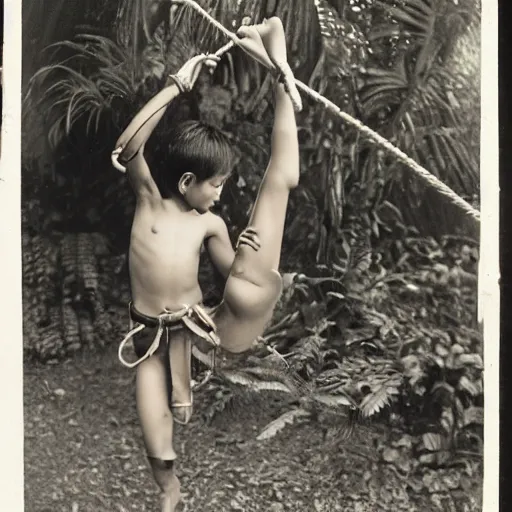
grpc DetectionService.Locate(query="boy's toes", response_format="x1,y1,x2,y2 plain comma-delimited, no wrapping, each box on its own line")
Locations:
236,25,259,40
265,16,284,32
235,28,275,70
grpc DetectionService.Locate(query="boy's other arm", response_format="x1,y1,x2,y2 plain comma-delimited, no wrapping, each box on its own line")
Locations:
205,215,263,280
205,214,236,280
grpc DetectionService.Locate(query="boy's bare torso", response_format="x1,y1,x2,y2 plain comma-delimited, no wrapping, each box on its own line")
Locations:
129,200,212,315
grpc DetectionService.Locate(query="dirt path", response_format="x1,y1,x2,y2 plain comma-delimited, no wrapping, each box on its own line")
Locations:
24,346,482,512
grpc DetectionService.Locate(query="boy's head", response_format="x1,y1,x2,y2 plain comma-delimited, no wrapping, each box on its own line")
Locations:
155,120,234,213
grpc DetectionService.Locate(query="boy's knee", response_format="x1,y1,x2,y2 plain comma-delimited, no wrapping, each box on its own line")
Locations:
224,271,282,324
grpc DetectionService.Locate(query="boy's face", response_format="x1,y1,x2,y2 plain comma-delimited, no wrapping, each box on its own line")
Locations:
185,173,230,214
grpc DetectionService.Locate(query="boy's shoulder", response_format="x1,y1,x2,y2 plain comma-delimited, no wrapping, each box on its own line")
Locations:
203,211,228,237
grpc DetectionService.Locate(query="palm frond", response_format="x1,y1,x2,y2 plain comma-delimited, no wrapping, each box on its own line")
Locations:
24,34,149,150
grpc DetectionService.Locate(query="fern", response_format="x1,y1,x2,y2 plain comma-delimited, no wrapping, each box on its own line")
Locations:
359,381,401,417
221,370,293,394
257,409,311,441
312,392,356,408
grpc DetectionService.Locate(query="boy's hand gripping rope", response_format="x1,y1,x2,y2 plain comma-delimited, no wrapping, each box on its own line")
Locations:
170,0,480,223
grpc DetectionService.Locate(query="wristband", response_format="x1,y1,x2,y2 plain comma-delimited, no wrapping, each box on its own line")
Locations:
111,147,127,173
167,74,188,93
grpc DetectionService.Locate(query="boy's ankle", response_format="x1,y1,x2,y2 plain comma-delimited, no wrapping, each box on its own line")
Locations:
267,18,287,57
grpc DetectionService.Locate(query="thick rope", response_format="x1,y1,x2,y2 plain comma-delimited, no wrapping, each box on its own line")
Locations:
174,0,480,222
295,82,480,222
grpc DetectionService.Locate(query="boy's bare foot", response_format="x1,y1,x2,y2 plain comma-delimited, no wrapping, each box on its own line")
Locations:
236,25,275,70
257,18,302,111
160,477,182,512
238,18,302,111
149,459,182,512
255,18,288,63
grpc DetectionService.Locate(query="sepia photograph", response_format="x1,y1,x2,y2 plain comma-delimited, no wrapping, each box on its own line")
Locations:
11,0,497,511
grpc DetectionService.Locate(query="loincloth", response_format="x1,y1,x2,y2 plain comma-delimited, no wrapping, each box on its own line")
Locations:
118,302,220,424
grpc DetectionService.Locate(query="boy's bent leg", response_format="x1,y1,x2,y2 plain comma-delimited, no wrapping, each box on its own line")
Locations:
216,163,297,353
228,158,298,303
136,356,182,512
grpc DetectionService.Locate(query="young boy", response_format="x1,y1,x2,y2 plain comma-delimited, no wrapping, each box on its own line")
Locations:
112,18,299,512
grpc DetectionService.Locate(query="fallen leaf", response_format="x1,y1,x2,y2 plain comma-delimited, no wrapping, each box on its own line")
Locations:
463,406,484,427
423,432,442,452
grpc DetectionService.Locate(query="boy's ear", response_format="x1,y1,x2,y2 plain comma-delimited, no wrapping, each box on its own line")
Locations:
178,172,197,195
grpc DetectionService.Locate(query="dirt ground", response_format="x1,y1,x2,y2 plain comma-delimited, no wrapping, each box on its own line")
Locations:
24,344,482,512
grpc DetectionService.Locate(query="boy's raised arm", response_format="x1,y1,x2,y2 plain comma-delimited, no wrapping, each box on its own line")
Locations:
113,85,180,167
112,85,180,199
112,54,219,197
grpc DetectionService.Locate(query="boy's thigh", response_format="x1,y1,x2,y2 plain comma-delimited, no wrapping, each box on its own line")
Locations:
133,326,173,404
214,271,282,353
224,270,282,317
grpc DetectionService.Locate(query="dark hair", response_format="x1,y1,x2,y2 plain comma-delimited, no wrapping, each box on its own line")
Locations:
154,120,234,197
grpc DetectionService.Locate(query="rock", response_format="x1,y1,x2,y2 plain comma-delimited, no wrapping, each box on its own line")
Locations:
54,388,66,397
396,458,411,474
451,343,464,355
381,447,400,463
392,434,413,449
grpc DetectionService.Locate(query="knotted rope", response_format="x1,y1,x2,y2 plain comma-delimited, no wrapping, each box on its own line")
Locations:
174,0,480,222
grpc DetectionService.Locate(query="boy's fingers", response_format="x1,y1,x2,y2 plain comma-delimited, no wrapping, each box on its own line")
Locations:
241,230,260,243
240,236,261,249
238,236,260,251
240,242,260,252
236,26,250,38
246,232,261,244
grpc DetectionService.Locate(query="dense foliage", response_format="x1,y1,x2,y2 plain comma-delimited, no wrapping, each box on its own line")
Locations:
202,224,481,463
